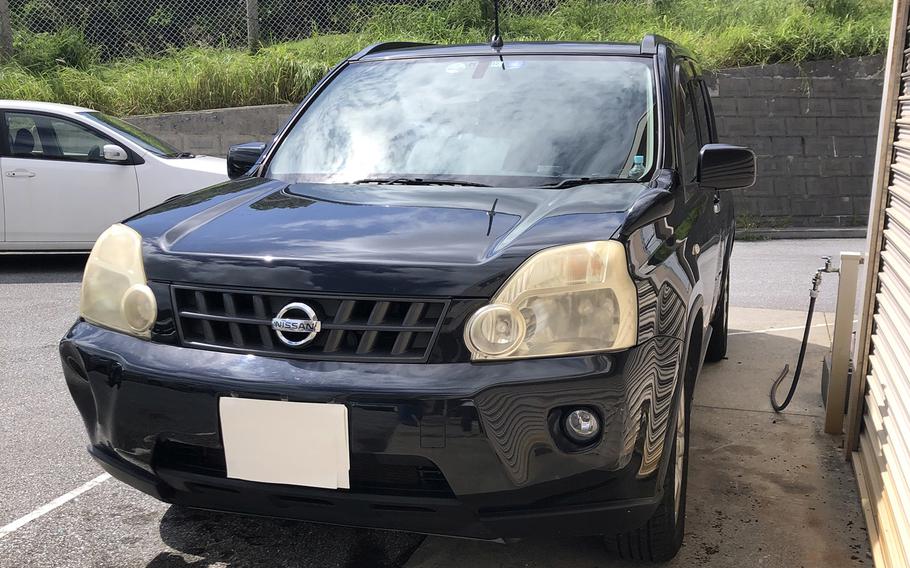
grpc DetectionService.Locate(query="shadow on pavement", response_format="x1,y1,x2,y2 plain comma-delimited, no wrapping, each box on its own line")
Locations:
0,254,87,284
696,323,828,417
150,505,425,568
404,329,869,567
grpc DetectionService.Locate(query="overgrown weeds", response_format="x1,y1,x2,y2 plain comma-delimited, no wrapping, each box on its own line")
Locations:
0,0,891,115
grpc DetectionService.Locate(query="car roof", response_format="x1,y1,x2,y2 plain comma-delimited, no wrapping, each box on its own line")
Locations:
355,42,640,61
0,100,93,114
351,35,685,61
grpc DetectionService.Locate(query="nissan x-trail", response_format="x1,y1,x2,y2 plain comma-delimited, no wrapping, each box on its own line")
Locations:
61,35,755,561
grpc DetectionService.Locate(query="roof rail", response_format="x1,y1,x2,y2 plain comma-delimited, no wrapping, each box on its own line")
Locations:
640,34,670,55
350,41,435,60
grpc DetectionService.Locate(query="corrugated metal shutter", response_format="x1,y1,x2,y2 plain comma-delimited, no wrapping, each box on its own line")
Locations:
852,1,910,566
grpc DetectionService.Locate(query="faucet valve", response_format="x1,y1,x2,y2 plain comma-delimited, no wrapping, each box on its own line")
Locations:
819,255,838,274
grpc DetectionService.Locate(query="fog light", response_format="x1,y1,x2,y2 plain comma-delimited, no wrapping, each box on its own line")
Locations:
564,408,600,444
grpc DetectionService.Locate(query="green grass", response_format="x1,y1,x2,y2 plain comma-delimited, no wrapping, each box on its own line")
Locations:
0,0,892,116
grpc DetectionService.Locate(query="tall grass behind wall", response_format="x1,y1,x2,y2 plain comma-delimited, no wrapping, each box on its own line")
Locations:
0,0,892,116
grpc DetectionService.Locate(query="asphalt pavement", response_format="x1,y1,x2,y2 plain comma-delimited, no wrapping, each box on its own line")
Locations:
730,238,866,312
0,238,869,567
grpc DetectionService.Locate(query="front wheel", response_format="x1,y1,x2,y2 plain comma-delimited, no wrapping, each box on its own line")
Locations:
604,385,689,562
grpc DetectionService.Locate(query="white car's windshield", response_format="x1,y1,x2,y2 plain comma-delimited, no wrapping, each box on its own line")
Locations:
79,111,183,158
267,56,656,188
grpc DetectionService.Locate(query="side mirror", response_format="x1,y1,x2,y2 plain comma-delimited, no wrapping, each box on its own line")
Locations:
102,144,129,162
227,142,267,179
697,144,755,190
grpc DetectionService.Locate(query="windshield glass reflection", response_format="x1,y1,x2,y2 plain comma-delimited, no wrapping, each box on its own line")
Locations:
268,56,656,188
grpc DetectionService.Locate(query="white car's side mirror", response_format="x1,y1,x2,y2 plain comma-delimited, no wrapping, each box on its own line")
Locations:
102,144,129,162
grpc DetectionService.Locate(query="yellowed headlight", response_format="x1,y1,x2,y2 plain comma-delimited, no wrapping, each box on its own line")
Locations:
80,224,157,338
465,241,637,360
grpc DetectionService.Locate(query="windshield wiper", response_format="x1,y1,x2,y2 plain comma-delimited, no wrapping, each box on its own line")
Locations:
166,151,195,159
352,177,490,187
539,176,625,189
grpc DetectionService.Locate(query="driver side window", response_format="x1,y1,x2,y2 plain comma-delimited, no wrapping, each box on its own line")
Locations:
5,112,115,163
50,117,113,162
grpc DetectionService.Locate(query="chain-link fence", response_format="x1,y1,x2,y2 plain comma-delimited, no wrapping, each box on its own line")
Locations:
5,0,565,60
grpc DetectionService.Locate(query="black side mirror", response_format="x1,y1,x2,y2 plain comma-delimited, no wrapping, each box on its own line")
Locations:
227,142,267,179
697,144,755,190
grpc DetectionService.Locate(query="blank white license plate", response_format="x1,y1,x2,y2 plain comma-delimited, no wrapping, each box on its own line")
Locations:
219,398,350,489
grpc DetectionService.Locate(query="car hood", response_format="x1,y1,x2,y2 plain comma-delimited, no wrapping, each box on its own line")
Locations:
164,154,227,176
129,178,644,297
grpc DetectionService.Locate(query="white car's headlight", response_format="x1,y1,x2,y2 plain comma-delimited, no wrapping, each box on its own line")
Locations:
464,241,637,360
80,224,157,338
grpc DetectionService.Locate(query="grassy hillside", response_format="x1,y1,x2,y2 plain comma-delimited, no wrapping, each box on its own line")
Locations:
0,0,892,115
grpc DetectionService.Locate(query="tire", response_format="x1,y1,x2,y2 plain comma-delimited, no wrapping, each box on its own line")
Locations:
704,265,729,363
604,385,690,562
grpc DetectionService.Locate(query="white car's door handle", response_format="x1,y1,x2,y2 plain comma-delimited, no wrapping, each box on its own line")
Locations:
5,169,36,178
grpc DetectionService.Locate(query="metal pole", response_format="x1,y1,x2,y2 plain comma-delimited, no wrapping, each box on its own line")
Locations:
0,0,12,61
824,251,863,435
245,0,260,52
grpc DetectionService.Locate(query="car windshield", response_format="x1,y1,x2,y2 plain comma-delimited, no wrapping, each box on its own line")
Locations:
78,111,181,157
267,55,656,188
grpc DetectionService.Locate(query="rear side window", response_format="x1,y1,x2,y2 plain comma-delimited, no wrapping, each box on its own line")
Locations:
691,81,713,144
6,113,45,157
679,80,700,182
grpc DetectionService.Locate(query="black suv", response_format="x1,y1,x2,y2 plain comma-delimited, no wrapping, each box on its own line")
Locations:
61,35,754,561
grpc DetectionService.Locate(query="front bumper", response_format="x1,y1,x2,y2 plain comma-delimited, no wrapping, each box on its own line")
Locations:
61,322,682,540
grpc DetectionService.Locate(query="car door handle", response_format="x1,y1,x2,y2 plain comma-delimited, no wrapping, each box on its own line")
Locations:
5,169,36,178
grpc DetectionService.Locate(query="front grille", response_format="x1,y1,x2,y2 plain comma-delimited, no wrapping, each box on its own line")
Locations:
171,285,448,362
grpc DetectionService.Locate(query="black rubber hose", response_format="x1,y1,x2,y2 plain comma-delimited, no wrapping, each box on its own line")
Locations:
770,294,817,412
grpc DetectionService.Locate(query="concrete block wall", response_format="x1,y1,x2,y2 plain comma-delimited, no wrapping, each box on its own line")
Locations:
125,56,885,227
706,55,884,227
125,103,297,157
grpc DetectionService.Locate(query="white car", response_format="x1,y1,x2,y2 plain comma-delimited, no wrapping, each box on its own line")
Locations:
0,100,228,251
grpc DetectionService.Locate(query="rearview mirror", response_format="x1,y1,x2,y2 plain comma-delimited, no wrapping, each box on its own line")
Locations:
102,144,129,162
697,144,755,191
227,142,267,179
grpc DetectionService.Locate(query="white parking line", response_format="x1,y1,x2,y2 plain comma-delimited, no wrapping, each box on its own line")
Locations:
0,473,110,539
730,317,857,337
729,322,828,336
